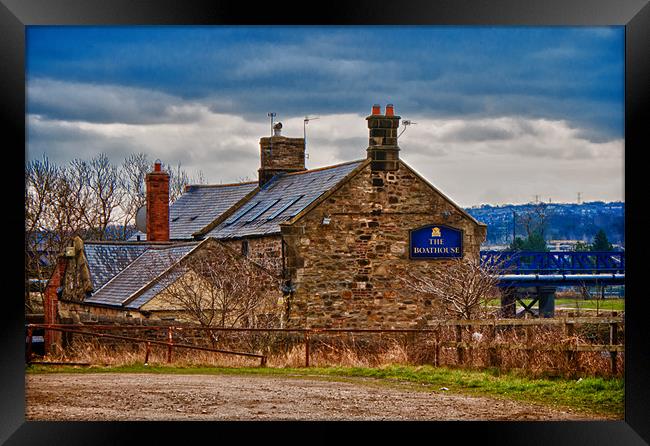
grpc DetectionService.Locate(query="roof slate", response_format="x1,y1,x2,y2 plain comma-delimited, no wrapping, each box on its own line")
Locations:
124,266,186,309
169,182,257,239
84,243,152,290
204,160,363,239
84,243,198,307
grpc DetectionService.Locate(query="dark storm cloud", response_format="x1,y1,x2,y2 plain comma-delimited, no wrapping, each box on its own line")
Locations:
27,26,623,141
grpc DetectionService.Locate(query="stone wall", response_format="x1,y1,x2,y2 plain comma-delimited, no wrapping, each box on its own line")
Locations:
282,161,487,329
258,136,306,186
223,236,284,277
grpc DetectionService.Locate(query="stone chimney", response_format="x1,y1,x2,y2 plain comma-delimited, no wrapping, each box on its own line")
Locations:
258,122,306,186
366,104,400,171
146,160,170,241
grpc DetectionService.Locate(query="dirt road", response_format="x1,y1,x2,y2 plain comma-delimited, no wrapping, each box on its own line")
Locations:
26,373,599,421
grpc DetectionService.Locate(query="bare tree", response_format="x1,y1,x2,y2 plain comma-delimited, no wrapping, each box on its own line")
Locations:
25,152,209,289
85,154,124,239
119,153,149,239
519,202,548,239
166,162,206,204
25,156,59,309
157,242,281,336
402,257,503,320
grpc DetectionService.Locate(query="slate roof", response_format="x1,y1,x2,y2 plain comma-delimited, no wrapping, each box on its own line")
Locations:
124,265,186,309
84,242,198,308
202,160,364,239
84,242,153,290
169,182,257,239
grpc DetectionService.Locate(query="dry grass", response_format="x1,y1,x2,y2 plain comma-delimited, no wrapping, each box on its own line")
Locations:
42,323,622,378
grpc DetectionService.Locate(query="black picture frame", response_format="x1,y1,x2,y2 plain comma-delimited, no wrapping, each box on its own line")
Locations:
3,0,648,444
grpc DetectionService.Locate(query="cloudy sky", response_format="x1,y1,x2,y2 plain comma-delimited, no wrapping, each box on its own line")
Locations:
26,26,624,207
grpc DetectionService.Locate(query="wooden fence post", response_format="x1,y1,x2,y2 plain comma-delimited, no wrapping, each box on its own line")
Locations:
144,341,151,365
565,321,577,373
304,332,310,368
488,324,499,368
609,321,618,376
526,325,534,370
468,325,476,366
434,328,440,367
455,325,464,365
167,327,173,364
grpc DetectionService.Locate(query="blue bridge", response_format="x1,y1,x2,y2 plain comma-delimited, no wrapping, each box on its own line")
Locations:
479,251,625,317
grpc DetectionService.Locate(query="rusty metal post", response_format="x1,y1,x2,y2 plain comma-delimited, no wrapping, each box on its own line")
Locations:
455,325,464,365
144,342,151,365
167,327,173,364
260,356,267,367
304,332,310,367
26,326,33,364
609,322,618,375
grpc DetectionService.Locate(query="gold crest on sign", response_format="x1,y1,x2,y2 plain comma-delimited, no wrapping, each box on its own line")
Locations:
431,227,442,237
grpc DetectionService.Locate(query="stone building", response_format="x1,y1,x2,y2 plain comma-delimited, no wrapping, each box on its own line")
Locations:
47,104,486,333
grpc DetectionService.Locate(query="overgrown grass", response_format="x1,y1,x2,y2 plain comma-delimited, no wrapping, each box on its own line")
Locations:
26,363,623,418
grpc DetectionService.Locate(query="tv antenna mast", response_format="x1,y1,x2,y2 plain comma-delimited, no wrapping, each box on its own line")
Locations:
267,112,276,136
304,116,319,155
267,112,277,155
398,120,416,139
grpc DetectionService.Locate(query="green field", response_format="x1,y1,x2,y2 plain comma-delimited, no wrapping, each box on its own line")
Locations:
26,363,623,417
486,298,624,312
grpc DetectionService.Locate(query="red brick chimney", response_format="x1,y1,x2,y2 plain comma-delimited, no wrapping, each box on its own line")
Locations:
146,160,170,241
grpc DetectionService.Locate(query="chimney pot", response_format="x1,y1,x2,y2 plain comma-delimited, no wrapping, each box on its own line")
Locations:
273,122,283,136
372,104,381,115
386,104,394,116
154,159,162,172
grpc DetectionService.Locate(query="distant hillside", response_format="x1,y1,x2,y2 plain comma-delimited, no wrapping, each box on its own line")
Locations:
465,201,624,246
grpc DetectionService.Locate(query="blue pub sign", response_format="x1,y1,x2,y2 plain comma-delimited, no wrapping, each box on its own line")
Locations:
409,224,463,259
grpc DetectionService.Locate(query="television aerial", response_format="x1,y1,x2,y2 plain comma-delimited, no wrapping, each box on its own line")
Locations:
304,116,319,155
398,120,416,139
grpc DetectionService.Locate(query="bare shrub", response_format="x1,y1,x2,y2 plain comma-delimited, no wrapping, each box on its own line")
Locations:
401,257,503,320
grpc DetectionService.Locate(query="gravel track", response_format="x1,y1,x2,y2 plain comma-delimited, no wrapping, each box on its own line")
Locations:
26,373,601,421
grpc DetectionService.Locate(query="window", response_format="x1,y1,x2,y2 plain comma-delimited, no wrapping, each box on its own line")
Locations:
224,201,260,226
